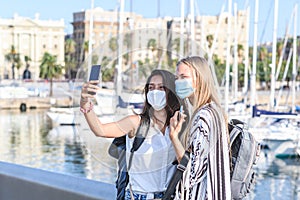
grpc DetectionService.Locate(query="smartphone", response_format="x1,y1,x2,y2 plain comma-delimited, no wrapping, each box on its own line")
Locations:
88,65,101,95
178,105,183,121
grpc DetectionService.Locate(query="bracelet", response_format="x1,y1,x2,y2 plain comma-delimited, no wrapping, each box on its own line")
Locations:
80,101,94,114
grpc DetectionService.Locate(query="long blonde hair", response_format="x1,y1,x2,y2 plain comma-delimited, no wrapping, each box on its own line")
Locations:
177,56,227,148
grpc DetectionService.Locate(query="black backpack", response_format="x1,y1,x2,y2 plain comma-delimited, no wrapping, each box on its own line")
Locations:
108,120,150,200
163,118,261,200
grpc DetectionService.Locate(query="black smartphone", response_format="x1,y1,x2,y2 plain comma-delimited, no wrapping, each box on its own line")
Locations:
88,65,101,95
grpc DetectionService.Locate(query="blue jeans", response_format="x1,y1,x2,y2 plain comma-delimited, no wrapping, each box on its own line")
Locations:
125,189,164,200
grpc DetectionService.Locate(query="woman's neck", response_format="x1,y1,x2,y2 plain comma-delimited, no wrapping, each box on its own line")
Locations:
152,109,167,133
188,95,194,105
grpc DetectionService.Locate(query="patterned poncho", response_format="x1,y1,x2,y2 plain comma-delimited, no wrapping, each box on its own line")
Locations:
174,103,231,200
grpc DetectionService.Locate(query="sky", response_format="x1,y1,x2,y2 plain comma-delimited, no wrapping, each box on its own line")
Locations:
1,0,299,45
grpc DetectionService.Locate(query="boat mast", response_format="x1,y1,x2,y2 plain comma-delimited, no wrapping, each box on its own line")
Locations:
180,0,185,58
292,4,298,113
275,10,294,81
250,0,259,114
208,4,225,59
243,6,250,95
117,0,125,97
270,0,278,109
225,0,232,113
190,0,195,55
233,3,238,100
88,0,94,77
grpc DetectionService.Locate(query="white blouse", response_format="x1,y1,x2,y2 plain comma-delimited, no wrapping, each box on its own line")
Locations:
126,125,176,193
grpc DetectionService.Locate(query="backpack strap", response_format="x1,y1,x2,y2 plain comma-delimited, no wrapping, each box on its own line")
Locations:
162,151,190,200
127,119,150,171
229,119,249,147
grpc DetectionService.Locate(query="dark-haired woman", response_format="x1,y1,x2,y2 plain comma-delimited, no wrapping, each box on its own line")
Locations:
80,69,184,200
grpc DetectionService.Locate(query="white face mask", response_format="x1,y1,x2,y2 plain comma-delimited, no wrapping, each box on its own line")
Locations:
147,90,166,111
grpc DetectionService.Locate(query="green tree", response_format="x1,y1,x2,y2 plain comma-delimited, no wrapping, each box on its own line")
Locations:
5,45,22,79
39,52,63,97
237,44,244,64
23,55,32,79
212,55,226,85
24,55,31,68
65,38,76,79
257,46,271,88
147,38,157,61
101,56,114,82
123,33,133,66
206,34,214,48
79,40,89,65
109,37,118,56
172,38,180,56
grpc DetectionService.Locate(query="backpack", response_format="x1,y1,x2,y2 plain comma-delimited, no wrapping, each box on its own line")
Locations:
163,118,261,200
228,119,261,199
108,120,150,200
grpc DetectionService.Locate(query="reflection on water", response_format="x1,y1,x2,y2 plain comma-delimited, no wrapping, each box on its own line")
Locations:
245,145,300,200
0,109,117,184
1,110,300,199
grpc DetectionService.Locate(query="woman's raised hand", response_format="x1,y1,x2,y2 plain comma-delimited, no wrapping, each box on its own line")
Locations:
80,80,100,106
169,110,186,140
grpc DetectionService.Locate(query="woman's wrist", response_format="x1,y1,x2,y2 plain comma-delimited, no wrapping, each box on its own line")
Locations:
169,130,179,141
80,101,94,114
80,97,89,103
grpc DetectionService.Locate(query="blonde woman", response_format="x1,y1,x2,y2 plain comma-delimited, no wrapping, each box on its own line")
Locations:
169,56,231,199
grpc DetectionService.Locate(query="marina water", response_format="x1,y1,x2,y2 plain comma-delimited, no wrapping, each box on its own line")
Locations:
0,109,299,199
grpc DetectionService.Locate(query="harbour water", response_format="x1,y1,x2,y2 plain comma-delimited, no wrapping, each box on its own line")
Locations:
0,109,300,199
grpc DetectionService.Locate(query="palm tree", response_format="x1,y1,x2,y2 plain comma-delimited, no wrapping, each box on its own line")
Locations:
147,38,157,62
24,55,31,68
237,44,244,64
206,34,214,49
5,45,22,79
39,52,63,97
101,56,114,82
258,46,271,89
23,55,32,79
109,37,118,57
65,38,76,79
123,33,132,66
79,40,89,65
172,38,180,56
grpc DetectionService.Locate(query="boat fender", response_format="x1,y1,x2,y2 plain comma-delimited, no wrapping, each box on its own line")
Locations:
20,103,27,112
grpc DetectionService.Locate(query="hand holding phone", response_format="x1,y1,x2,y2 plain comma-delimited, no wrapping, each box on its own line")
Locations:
88,65,101,95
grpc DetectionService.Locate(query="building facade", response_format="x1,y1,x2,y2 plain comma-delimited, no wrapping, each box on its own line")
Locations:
72,7,248,71
72,7,170,70
0,14,65,80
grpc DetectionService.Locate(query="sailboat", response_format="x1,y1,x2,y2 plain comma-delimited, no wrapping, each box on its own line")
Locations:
230,1,300,160
251,2,299,119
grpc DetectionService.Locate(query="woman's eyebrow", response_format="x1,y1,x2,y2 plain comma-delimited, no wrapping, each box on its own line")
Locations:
178,73,185,78
149,82,163,85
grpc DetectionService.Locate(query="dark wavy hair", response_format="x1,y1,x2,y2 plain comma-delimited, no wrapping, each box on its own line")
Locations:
139,69,181,127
